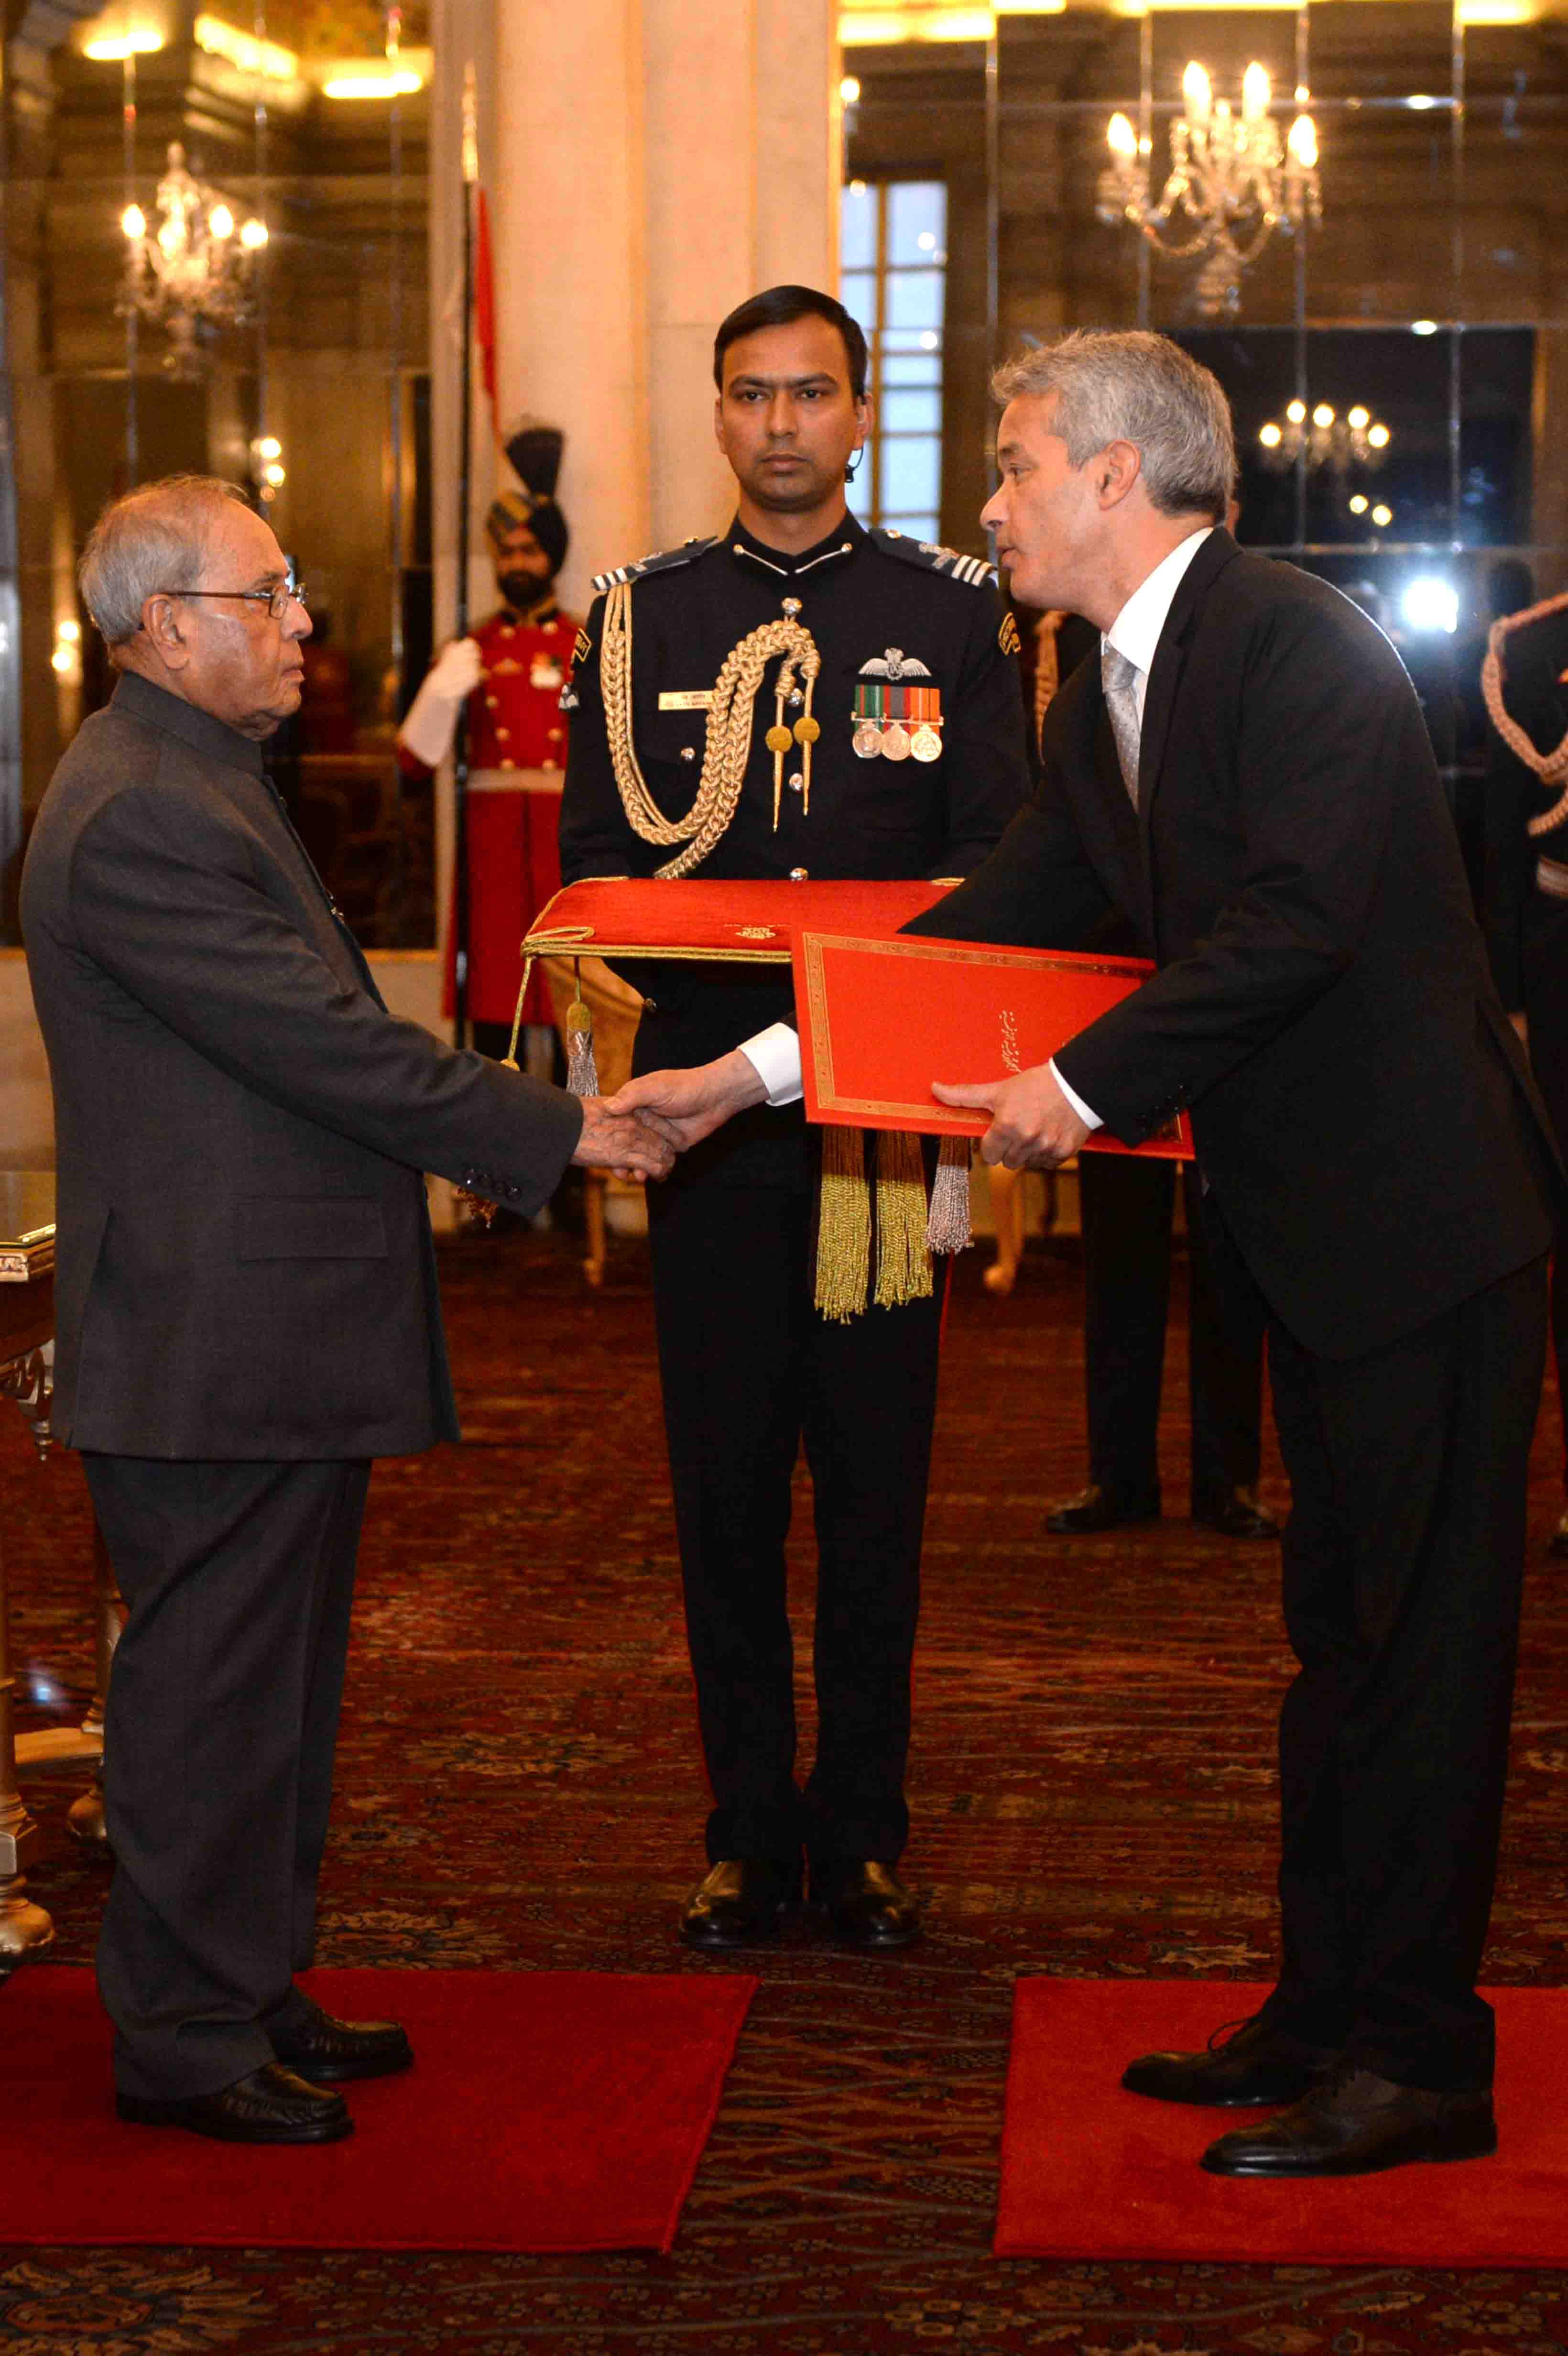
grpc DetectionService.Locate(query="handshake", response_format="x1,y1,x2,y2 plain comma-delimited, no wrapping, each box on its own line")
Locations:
567,1048,772,1182
567,1045,1096,1181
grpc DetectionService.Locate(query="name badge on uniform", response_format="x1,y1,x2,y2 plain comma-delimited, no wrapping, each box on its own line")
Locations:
659,690,714,712
852,648,943,762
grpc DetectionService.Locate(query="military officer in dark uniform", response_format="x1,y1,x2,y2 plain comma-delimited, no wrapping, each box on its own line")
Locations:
560,284,1031,1951
1481,583,1568,1553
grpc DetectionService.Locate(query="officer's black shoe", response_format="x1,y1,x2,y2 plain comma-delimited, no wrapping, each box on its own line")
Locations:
810,1858,922,1951
1191,1485,1282,1541
1122,2009,1340,2107
1044,1483,1160,1536
272,1994,414,2082
1200,2066,1496,2177
116,2062,353,2144
1549,1510,1568,1559
679,1857,800,1950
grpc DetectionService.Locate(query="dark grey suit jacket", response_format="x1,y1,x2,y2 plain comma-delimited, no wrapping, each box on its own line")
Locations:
22,671,582,1459
910,531,1555,1361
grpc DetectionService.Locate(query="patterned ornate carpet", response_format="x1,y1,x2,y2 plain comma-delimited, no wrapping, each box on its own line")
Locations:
4,1225,1568,2354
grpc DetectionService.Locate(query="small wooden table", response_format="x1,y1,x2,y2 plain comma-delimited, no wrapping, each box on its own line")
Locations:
0,1175,122,1959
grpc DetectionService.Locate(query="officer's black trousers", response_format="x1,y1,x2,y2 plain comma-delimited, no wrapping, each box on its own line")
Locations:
1203,1206,1546,2093
646,1173,942,1869
82,1454,370,2100
1078,1153,1264,1510
1522,888,1568,1490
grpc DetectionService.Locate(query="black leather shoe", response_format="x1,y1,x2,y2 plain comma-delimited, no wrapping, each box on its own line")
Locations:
116,2062,353,2144
1549,1510,1568,1559
680,1857,800,1950
272,1994,414,2083
810,1858,922,1950
1200,2066,1497,2176
1191,1485,1282,1541
1122,2009,1340,2106
1044,1483,1160,1536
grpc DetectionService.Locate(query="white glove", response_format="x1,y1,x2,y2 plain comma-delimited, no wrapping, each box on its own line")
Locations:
398,637,484,767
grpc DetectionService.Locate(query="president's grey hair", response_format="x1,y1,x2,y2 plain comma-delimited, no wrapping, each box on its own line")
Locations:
993,331,1235,522
79,475,249,647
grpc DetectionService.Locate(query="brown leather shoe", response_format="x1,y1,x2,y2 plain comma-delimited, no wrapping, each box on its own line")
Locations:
272,1994,414,2083
1044,1483,1161,1536
680,1857,800,1950
1200,2066,1496,2176
1123,2008,1339,2106
117,2062,353,2144
810,1858,922,1950
1191,1485,1282,1541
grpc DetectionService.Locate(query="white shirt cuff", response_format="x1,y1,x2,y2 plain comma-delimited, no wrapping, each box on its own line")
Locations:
738,1022,804,1106
1050,1058,1102,1131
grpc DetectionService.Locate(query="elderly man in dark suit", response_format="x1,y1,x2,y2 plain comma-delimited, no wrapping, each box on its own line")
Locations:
619,331,1557,2178
21,475,674,2146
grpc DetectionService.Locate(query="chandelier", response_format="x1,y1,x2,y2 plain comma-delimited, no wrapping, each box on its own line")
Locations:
1097,63,1321,320
1257,400,1391,474
119,143,269,376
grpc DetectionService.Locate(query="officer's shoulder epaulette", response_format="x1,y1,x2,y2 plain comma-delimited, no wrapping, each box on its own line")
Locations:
591,535,723,596
869,526,997,590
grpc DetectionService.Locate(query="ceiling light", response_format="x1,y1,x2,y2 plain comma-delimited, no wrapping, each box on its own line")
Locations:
194,14,298,79
1402,577,1457,633
321,67,424,98
83,27,163,59
1371,503,1393,527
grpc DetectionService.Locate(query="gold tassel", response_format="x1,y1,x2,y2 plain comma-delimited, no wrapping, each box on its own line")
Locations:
873,1130,934,1309
815,1125,871,1323
564,957,599,1096
501,953,536,1073
926,1134,973,1257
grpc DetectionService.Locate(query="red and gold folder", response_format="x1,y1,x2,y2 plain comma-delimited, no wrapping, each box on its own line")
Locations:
792,931,1195,1162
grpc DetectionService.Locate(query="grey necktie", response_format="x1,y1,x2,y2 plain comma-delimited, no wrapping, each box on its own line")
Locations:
1101,642,1143,807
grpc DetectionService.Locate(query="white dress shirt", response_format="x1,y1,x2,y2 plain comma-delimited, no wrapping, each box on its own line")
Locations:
736,526,1215,1115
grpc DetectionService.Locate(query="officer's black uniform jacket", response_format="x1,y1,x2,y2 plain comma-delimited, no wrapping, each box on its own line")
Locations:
559,511,1032,1185
1481,602,1568,1014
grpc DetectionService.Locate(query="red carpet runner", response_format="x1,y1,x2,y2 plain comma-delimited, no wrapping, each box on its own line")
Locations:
999,1978,1568,2265
0,1965,755,2254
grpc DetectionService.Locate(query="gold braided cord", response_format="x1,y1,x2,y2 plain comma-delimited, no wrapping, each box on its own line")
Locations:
1481,592,1568,836
600,580,821,879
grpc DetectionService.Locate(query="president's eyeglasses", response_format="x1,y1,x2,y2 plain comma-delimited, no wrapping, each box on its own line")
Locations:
159,581,308,622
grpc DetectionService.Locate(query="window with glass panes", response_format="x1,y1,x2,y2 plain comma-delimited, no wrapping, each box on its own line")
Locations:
840,180,947,541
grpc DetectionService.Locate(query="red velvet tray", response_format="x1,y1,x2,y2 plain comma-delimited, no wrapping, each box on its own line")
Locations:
521,877,953,962
792,930,1194,1160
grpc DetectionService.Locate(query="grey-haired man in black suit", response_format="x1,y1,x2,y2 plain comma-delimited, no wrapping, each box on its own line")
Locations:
623,331,1557,2179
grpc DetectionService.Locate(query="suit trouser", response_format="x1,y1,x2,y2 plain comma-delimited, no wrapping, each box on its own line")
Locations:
1205,1222,1547,2092
1523,891,1568,1491
1078,1154,1264,1508
81,1454,370,2101
646,1173,942,1868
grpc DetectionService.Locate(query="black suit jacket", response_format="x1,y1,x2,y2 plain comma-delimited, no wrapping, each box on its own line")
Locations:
910,531,1554,1360
21,672,583,1458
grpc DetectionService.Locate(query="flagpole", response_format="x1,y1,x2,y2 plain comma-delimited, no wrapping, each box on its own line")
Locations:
452,61,478,1049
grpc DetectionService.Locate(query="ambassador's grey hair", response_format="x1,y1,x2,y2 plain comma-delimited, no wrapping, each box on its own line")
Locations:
79,475,250,647
993,331,1235,522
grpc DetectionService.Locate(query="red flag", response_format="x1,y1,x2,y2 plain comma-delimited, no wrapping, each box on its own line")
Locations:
474,187,498,421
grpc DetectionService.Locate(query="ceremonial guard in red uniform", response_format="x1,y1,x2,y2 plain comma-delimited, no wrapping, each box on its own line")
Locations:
398,428,577,1063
